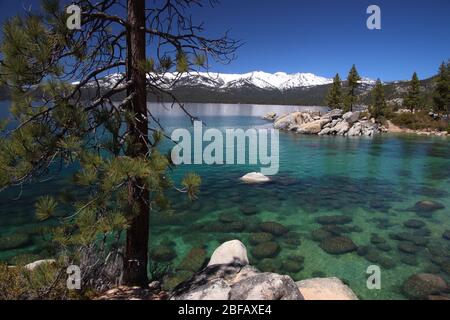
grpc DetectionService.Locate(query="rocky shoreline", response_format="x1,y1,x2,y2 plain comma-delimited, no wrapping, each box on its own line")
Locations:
264,110,449,137
264,109,385,137
170,240,358,300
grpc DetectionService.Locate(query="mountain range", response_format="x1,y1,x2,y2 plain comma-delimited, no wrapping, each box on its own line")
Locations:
0,71,438,107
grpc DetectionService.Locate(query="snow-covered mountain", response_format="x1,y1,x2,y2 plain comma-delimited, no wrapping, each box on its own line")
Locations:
76,71,376,91
168,71,334,90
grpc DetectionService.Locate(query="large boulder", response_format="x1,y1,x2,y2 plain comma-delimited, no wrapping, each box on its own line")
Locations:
296,277,358,300
274,112,301,130
323,109,343,120
296,119,331,135
347,122,363,136
172,278,232,300
342,112,360,125
24,259,56,271
330,120,350,135
240,172,270,184
171,240,354,301
229,273,303,300
402,273,448,299
208,240,249,267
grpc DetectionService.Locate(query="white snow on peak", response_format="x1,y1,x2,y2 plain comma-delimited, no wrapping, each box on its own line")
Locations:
73,71,376,90
170,71,334,90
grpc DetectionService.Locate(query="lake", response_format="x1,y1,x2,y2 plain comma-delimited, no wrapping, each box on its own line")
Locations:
0,102,450,300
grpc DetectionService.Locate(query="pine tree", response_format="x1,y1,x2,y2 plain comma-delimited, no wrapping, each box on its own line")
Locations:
404,72,421,113
0,0,237,287
325,73,343,109
369,79,387,119
433,62,450,117
344,64,361,112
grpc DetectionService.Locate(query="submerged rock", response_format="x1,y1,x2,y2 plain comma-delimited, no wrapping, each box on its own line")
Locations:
316,215,352,225
208,240,249,267
249,232,274,245
239,205,259,216
311,228,333,242
219,212,240,223
402,273,448,300
376,243,392,252
440,260,450,275
401,255,419,267
281,255,305,274
403,219,426,229
319,236,357,255
442,230,450,241
364,249,396,269
0,233,31,251
370,234,386,244
398,242,420,254
257,258,281,273
412,200,445,213
178,248,207,272
259,221,289,236
151,246,177,263
251,242,280,260
296,277,358,300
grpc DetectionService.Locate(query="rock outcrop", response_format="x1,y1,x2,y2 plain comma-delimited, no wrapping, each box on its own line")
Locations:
269,109,385,137
208,240,249,267
296,277,358,300
171,240,358,300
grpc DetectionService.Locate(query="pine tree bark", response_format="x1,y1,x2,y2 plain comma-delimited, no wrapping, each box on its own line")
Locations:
123,0,149,286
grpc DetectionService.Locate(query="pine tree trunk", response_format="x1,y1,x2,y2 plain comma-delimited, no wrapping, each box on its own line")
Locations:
123,0,149,286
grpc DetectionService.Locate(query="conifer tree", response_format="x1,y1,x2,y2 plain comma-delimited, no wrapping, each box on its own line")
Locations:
433,61,450,117
369,79,386,119
0,0,237,286
325,73,343,109
344,64,361,112
404,72,421,113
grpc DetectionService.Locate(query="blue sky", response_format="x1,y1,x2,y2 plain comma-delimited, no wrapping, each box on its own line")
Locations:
0,0,449,81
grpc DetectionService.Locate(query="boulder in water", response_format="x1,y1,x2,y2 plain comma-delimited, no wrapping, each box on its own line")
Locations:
319,236,357,255
402,273,448,299
259,221,289,236
251,242,280,260
249,232,274,245
240,172,271,184
316,215,352,225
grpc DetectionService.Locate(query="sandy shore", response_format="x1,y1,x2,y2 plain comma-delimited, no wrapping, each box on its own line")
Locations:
386,121,448,137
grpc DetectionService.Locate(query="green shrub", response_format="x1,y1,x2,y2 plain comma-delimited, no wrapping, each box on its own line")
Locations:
0,262,85,300
391,111,449,131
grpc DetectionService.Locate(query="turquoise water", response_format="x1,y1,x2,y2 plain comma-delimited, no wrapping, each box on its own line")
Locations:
1,102,450,300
